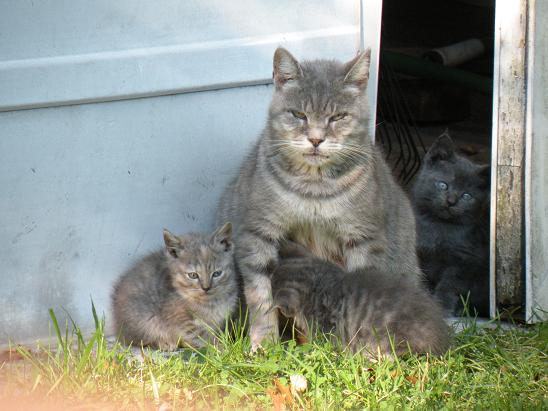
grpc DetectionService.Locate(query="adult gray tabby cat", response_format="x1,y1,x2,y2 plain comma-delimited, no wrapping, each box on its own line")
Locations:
272,243,449,357
111,223,238,350
217,47,421,348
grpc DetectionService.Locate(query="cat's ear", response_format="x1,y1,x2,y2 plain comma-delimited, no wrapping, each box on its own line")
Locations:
425,131,456,165
163,229,183,258
343,49,371,90
273,47,303,89
211,222,233,252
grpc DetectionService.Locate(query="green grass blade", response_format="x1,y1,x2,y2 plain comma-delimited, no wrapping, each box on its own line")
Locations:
48,308,68,357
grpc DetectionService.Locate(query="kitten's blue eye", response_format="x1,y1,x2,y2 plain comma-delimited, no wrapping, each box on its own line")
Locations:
329,113,348,122
212,270,223,278
290,110,307,120
462,193,473,201
187,272,199,280
436,181,448,191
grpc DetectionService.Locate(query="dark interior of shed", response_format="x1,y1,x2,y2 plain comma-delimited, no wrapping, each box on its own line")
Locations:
375,0,495,317
377,0,494,182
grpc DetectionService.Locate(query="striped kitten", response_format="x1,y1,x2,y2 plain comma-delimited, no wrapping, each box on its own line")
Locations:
111,223,238,350
272,243,450,357
217,47,421,348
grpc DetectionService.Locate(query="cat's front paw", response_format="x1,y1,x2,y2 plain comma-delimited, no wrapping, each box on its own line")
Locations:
249,322,279,352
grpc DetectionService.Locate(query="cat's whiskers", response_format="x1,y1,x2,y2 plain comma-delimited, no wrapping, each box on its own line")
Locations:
266,142,298,158
335,148,369,164
217,47,424,350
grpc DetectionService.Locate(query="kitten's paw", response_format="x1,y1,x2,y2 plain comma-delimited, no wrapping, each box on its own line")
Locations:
157,342,178,352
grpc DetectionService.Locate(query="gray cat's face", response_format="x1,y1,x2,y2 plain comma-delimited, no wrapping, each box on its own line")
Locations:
163,223,235,299
414,134,490,223
267,48,371,168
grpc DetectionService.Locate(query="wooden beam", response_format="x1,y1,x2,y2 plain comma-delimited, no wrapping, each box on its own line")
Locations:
490,1,528,318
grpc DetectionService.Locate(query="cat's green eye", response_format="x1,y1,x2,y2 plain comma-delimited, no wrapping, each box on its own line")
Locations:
329,113,348,122
436,181,448,191
187,272,199,280
212,270,223,278
290,110,307,120
462,193,473,201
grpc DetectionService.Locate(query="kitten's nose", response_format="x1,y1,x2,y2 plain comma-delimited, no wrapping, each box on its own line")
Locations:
201,286,211,293
446,194,458,206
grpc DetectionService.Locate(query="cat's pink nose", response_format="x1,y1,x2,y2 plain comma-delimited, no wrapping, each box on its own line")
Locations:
308,137,325,147
308,128,325,147
446,194,458,206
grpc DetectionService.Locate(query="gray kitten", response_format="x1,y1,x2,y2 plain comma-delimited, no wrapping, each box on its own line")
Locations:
217,47,421,348
272,243,450,357
413,133,490,316
111,223,238,350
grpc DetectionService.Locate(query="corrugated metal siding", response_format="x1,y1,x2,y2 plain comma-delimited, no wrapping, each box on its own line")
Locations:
0,0,376,343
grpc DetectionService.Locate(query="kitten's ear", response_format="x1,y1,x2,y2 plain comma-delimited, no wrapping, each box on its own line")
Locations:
211,222,233,252
273,47,303,89
343,49,371,90
273,289,299,318
425,131,456,165
163,229,183,258
276,303,296,319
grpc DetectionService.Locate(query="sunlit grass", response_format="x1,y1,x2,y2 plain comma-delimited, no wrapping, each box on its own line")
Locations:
1,304,546,410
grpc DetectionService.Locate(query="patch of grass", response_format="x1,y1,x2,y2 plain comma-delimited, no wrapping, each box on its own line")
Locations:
1,306,546,410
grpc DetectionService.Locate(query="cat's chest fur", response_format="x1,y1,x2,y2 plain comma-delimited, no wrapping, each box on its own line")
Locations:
418,219,465,248
287,219,345,266
274,187,350,222
190,292,237,327
269,177,363,266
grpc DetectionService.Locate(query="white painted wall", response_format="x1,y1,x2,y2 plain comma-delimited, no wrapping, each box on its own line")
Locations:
0,0,361,111
525,0,548,322
0,0,382,344
0,88,273,342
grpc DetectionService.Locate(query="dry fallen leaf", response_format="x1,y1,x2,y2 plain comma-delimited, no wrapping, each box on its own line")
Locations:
0,347,25,362
405,375,418,384
266,378,296,411
266,388,285,411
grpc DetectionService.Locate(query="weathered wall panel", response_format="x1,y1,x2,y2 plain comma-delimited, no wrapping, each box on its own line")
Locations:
0,87,272,343
525,0,548,322
0,0,378,344
490,1,527,317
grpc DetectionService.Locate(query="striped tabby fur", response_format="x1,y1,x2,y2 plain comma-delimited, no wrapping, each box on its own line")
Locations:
217,48,421,348
111,223,238,350
272,243,450,356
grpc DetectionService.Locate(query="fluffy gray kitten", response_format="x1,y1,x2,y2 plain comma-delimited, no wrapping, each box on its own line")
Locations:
111,223,238,350
272,243,450,357
217,47,421,348
413,133,490,316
